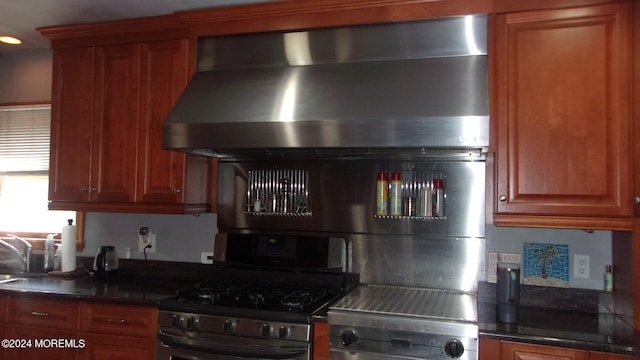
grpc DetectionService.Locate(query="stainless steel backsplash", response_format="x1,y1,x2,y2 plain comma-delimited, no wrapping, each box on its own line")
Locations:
217,159,485,291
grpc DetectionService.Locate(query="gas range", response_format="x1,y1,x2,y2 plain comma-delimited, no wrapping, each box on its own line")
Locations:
157,274,353,323
156,233,357,360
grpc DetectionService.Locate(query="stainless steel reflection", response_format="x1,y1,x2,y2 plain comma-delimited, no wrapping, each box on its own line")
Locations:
328,285,478,360
163,16,488,157
218,160,485,239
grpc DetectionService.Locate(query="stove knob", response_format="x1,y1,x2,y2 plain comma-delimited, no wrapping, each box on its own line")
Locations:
223,320,235,334
172,315,184,327
444,339,464,358
341,329,359,347
187,316,199,329
278,326,290,338
261,324,272,337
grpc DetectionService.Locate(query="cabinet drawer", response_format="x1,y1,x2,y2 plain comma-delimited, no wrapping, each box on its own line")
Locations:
7,296,79,331
79,302,157,337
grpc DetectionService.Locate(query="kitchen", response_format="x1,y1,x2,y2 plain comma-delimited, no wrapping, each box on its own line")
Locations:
0,0,638,359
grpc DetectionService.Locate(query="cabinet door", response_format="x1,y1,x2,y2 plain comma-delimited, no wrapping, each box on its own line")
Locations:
501,341,586,360
92,44,140,203
5,325,78,360
49,47,95,202
77,333,155,360
137,39,193,204
493,3,632,221
589,351,640,360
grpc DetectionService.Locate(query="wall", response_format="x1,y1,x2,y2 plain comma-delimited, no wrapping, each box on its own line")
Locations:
486,224,612,291
0,50,52,103
81,212,218,263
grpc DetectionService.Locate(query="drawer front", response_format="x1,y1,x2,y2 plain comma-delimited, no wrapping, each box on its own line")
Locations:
7,296,79,331
79,302,157,338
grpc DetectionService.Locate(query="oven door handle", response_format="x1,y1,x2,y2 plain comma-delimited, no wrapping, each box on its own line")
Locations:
158,331,308,359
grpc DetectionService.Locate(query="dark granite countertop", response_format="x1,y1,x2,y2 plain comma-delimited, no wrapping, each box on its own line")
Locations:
0,258,208,306
478,282,640,356
0,273,182,306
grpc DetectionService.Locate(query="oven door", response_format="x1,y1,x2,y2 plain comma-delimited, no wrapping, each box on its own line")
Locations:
157,330,310,360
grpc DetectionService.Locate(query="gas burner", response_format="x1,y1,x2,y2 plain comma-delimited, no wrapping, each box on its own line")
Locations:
169,281,338,313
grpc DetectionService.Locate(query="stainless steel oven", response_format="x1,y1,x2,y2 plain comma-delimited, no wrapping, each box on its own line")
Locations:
156,312,311,359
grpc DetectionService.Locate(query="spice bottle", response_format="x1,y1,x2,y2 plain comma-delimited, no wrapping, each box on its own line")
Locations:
419,182,433,217
375,171,389,216
604,265,613,292
433,178,445,217
390,172,402,216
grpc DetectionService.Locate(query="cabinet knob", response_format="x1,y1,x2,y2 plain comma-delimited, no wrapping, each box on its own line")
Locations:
498,194,507,202
175,187,182,194
89,187,96,192
634,197,640,205
81,187,88,192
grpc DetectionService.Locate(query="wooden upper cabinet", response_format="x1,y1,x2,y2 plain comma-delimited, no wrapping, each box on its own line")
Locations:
137,39,209,207
92,44,141,203
491,2,633,229
49,38,211,213
49,47,95,202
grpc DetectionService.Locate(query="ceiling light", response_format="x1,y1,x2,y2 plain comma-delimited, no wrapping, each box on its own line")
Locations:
0,36,22,45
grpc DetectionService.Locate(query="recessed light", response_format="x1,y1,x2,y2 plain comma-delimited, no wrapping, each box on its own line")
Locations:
0,36,22,45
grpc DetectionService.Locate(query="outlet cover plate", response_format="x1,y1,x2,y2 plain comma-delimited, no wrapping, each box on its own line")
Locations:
574,254,590,279
138,234,156,252
201,252,214,264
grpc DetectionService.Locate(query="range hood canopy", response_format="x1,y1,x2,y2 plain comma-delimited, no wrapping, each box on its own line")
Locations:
163,15,489,160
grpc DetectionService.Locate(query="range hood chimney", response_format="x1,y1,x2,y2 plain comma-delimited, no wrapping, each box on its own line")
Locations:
163,15,489,160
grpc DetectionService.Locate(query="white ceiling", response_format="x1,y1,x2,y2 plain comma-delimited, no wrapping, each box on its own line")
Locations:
0,0,273,54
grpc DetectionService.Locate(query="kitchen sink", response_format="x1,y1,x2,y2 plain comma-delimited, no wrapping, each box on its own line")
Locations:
0,274,25,284
0,272,45,284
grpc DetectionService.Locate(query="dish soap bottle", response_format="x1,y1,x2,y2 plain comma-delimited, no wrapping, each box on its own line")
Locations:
44,234,55,272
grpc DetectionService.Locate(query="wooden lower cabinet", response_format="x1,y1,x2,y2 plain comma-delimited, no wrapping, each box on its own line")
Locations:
5,325,79,360
1,296,157,360
501,341,587,360
480,338,640,360
77,333,155,360
5,295,80,360
78,302,157,360
313,322,330,360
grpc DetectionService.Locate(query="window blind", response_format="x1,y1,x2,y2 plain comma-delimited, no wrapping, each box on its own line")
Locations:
0,104,51,172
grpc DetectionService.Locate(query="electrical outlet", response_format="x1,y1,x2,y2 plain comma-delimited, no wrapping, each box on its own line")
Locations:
201,252,214,264
138,233,156,252
499,252,522,264
488,252,499,283
574,254,590,279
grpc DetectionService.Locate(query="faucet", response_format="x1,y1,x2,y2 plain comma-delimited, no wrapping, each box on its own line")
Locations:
0,234,32,273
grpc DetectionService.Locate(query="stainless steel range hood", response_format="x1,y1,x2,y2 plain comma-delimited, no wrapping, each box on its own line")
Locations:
162,15,489,160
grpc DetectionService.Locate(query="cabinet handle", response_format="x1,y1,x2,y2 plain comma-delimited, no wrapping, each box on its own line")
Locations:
174,187,182,194
106,318,126,324
634,197,640,205
31,311,49,317
498,194,507,202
